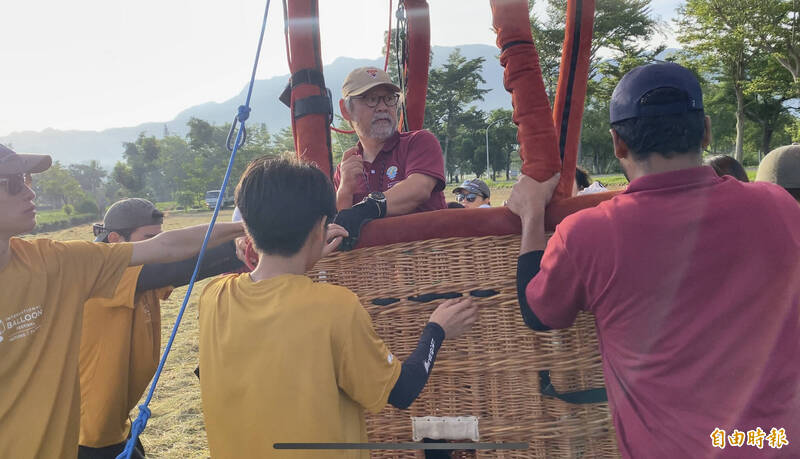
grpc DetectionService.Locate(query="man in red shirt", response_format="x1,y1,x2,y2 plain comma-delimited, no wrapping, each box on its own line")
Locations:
333,67,445,249
508,62,799,458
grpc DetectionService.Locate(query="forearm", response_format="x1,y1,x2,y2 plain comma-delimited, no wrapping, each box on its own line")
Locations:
336,186,354,211
131,222,243,266
137,240,243,291
384,181,431,216
388,322,445,409
519,213,547,254
516,250,551,331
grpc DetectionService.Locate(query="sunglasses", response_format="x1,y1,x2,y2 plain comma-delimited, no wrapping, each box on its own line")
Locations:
0,173,32,196
456,193,482,203
352,93,400,108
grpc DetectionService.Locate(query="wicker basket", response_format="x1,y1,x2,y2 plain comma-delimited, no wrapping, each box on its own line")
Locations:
310,234,619,458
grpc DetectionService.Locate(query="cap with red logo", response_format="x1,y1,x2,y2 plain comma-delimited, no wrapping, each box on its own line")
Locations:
341,67,401,99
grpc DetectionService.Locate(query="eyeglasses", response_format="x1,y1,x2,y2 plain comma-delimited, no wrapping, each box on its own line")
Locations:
352,93,400,108
456,193,481,203
0,173,32,196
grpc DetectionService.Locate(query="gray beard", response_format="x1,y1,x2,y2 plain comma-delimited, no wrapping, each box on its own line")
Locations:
369,119,396,140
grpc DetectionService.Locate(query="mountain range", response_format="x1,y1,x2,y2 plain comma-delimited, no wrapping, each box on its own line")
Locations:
1,44,513,169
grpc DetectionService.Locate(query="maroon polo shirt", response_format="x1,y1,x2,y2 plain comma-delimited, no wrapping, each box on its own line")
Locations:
527,167,800,458
333,130,446,212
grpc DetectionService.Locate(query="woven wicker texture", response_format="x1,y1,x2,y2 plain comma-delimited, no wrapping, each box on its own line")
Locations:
310,234,619,458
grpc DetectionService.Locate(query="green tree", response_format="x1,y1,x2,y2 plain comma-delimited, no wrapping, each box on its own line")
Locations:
486,109,517,180
68,161,107,195
677,0,757,162
424,49,489,179
36,161,85,208
745,0,800,89
530,0,659,100
743,54,797,158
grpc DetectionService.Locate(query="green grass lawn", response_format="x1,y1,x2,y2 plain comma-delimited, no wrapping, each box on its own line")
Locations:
36,209,96,225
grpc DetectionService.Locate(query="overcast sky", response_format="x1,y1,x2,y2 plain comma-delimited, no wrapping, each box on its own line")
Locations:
0,0,682,136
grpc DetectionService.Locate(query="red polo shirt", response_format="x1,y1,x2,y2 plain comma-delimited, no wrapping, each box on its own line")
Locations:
333,130,446,212
527,167,800,458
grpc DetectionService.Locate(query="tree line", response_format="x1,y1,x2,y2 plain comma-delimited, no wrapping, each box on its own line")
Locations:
42,0,798,213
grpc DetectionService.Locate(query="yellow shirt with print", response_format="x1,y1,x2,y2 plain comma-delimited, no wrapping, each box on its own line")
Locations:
79,265,173,447
0,238,133,459
199,273,402,459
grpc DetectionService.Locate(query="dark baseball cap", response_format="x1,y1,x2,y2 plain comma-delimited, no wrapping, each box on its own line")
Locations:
0,144,52,175
453,178,490,198
93,198,163,242
610,62,704,124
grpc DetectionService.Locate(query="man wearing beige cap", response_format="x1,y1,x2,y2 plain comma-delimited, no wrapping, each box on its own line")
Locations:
756,144,800,203
332,66,446,249
0,143,244,458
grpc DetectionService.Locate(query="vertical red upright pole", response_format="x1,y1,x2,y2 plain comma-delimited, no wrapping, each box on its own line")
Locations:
403,0,430,131
286,0,333,178
552,0,595,200
490,0,561,185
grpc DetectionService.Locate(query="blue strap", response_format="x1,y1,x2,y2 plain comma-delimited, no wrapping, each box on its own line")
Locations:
116,2,271,457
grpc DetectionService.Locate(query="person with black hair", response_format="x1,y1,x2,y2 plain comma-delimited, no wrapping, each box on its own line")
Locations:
705,154,749,182
507,62,799,457
197,157,479,458
79,198,244,459
0,145,244,459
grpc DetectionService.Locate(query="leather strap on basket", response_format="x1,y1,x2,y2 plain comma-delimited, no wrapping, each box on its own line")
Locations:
539,370,607,404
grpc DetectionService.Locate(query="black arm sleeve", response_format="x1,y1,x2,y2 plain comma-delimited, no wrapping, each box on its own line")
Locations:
388,322,445,409
517,250,551,331
136,240,244,291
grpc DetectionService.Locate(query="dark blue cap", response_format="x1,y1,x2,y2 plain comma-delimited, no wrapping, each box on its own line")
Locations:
609,62,703,124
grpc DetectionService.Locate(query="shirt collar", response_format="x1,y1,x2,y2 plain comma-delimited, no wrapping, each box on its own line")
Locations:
624,166,722,194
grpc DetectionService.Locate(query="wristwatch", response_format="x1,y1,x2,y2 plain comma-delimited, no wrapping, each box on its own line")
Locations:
365,191,387,218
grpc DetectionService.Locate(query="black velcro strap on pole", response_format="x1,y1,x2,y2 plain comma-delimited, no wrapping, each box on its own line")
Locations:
294,93,332,121
501,40,535,52
280,68,328,108
539,370,608,404
291,68,326,88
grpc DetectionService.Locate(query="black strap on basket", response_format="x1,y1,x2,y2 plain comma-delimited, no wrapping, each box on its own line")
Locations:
539,370,607,404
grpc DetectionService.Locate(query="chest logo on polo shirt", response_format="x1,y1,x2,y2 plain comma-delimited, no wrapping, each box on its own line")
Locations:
0,305,44,344
386,166,398,180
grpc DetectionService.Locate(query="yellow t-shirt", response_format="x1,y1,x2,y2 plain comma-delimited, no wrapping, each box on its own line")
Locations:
79,265,173,447
199,273,402,459
0,238,133,459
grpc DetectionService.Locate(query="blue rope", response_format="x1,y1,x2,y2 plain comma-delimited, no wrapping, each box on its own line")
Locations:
116,2,271,457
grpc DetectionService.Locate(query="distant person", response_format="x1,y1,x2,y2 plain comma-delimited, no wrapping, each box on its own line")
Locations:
453,178,491,208
0,144,244,459
756,145,800,203
333,67,446,249
507,62,799,458
79,198,243,459
198,158,478,458
705,154,749,182
573,166,608,196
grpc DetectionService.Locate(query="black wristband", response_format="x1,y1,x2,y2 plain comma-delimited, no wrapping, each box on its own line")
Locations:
333,199,383,251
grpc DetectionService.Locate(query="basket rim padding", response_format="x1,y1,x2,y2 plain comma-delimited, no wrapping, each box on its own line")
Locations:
353,190,620,250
